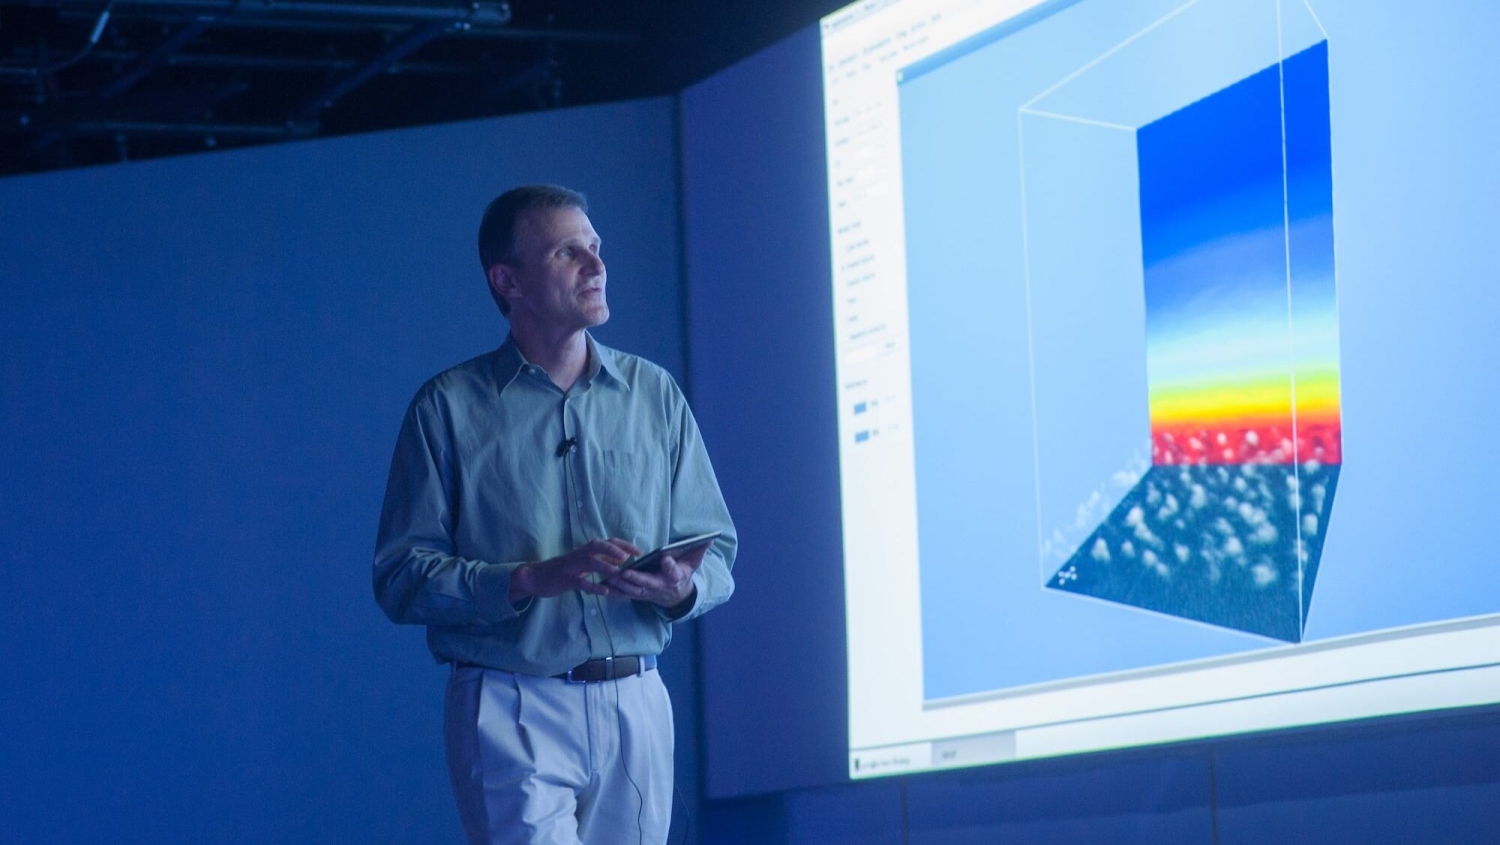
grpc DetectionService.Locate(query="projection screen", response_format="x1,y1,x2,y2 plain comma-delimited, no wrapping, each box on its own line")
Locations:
822,0,1500,778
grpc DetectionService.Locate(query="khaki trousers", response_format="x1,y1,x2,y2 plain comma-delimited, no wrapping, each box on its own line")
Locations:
444,664,674,845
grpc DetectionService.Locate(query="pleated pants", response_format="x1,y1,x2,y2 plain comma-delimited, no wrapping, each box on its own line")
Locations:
444,664,674,845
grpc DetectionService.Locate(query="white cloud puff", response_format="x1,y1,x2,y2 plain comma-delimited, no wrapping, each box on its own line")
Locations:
1252,562,1278,586
1190,485,1208,509
1302,513,1319,536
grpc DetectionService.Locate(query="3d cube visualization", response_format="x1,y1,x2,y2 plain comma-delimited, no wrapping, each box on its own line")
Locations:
1020,0,1340,641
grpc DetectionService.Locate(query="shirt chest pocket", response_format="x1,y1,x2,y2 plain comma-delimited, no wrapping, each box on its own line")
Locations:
597,449,667,545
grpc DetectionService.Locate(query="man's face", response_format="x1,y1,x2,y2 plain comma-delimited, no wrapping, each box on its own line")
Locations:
494,206,608,332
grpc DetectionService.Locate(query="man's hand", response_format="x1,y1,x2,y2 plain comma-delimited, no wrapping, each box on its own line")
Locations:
607,543,710,609
509,538,643,603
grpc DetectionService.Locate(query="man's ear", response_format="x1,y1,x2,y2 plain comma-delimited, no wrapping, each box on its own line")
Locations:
488,263,518,306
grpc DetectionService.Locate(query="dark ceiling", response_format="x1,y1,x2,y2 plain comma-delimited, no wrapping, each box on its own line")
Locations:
0,0,847,178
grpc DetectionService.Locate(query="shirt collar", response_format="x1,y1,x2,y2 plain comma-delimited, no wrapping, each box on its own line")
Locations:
492,332,629,393
586,333,629,391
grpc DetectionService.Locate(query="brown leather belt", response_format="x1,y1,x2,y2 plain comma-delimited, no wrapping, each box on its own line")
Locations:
555,655,657,683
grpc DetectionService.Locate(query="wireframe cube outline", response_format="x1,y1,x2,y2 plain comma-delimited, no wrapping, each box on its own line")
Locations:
1017,0,1341,641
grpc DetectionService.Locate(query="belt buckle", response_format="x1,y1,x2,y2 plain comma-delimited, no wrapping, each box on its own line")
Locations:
564,656,612,684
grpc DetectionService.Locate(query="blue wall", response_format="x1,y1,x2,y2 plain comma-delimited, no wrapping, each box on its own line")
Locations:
0,98,687,843
680,25,850,800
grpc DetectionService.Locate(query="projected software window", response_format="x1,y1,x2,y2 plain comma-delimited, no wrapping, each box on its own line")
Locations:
823,0,1500,779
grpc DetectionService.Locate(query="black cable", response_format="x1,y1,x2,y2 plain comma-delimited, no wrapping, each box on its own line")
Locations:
598,604,649,845
0,1,116,79
612,666,649,845
564,429,648,843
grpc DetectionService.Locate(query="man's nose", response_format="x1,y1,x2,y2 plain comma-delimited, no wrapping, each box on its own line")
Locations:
582,253,605,276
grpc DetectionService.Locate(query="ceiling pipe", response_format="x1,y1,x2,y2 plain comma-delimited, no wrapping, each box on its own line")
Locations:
18,0,512,30
91,49,466,75
294,19,451,119
69,118,314,137
98,17,208,98
5,76,252,134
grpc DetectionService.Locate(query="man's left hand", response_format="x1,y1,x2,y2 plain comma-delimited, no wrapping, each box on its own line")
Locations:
606,543,709,609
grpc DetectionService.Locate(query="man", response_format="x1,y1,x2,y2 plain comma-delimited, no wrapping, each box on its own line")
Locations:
373,184,736,845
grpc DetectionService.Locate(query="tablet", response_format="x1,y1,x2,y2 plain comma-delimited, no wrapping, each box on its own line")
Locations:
618,531,722,574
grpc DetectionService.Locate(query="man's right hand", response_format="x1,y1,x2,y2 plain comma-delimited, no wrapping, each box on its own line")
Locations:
508,538,644,602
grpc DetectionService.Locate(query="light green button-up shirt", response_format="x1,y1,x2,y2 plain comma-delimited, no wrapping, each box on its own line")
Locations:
373,333,736,676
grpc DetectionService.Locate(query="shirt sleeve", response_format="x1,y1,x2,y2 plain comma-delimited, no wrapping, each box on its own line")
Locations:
372,389,530,626
655,386,737,623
